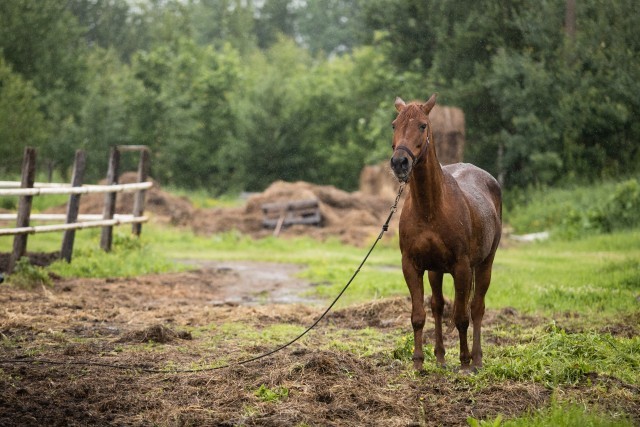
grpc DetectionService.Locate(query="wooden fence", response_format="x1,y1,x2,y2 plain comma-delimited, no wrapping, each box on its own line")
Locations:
0,146,152,274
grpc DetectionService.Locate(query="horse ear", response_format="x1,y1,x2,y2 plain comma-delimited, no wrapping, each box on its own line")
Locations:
421,93,437,115
395,97,406,112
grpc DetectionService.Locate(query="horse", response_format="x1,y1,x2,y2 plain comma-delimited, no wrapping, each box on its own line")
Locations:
390,94,502,372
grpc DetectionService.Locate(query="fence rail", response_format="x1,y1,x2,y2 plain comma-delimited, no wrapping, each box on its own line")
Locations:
0,181,152,196
1,146,151,273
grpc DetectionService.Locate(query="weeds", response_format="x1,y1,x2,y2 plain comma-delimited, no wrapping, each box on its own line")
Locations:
6,257,51,289
255,384,289,403
47,232,180,278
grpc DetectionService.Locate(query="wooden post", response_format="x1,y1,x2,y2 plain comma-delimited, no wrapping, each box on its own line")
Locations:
100,147,120,252
8,147,37,274
131,148,150,236
60,150,87,262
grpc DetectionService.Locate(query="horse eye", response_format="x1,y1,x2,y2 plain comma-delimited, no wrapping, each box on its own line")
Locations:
419,124,427,131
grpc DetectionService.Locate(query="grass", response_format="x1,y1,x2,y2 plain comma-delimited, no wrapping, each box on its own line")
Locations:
2,220,638,316
472,400,634,427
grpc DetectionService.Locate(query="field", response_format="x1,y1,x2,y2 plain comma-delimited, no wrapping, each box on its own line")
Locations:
0,193,639,425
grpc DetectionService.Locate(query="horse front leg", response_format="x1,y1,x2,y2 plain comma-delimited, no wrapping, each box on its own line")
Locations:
402,257,425,371
427,270,446,367
452,261,473,371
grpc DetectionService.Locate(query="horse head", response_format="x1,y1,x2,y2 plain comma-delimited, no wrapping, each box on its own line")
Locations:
390,93,437,182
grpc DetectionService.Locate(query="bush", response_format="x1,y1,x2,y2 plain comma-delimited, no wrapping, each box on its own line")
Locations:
560,178,640,237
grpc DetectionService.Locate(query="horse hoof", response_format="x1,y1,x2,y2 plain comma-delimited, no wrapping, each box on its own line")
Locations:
412,356,424,371
457,365,477,375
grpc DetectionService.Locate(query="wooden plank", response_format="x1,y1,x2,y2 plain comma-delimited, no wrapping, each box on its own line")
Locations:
0,213,136,222
8,147,36,274
60,150,87,262
0,216,148,236
261,199,319,212
261,198,321,229
100,147,120,252
0,181,151,196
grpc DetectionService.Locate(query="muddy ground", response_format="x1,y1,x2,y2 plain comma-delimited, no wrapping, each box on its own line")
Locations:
0,260,638,426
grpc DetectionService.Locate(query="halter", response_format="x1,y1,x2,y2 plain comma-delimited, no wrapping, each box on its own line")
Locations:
394,129,431,168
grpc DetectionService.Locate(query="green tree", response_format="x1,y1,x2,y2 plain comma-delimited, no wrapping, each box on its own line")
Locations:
296,0,365,56
191,0,258,54
0,57,48,174
131,38,241,193
0,0,88,179
360,0,437,71
254,0,297,49
73,49,145,181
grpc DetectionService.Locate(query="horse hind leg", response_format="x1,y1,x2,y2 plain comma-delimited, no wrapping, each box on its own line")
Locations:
428,270,446,367
470,254,495,370
452,262,473,371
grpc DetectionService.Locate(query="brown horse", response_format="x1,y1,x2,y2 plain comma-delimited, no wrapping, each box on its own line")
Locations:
390,94,502,372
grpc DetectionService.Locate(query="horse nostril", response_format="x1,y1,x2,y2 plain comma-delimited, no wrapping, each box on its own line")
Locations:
391,155,409,171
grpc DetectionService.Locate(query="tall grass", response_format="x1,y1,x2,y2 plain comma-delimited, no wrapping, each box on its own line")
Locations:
505,177,640,236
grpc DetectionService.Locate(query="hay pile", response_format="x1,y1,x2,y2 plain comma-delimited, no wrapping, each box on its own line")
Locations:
192,179,404,246
429,104,466,165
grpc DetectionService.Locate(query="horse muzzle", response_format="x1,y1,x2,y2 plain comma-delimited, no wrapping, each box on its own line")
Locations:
390,152,412,183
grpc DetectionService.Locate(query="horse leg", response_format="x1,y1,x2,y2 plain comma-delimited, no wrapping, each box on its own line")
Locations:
427,270,446,367
452,261,473,371
402,257,425,370
470,254,495,370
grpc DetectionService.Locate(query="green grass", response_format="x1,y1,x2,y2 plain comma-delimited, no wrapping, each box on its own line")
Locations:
472,401,634,427
505,177,640,235
3,219,638,316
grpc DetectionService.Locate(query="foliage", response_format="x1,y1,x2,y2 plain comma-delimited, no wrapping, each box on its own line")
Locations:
0,57,48,174
6,257,52,289
506,177,640,236
1,0,638,193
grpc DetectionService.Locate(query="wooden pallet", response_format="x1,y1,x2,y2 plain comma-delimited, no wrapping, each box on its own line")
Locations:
261,199,321,236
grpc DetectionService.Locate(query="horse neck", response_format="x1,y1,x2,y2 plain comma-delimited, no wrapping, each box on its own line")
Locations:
409,143,445,218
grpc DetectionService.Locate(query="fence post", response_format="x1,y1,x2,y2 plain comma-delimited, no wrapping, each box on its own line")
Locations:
131,148,150,236
100,147,120,252
8,147,37,274
60,150,87,262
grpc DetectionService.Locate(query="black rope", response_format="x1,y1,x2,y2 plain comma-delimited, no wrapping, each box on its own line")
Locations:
0,184,406,374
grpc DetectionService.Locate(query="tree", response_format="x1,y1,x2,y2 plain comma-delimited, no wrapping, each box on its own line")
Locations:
131,38,241,193
0,0,88,178
0,57,48,174
296,0,365,56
